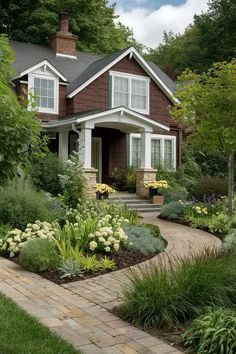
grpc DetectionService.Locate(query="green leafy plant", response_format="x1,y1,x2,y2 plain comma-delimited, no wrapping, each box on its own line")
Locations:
59,151,86,208
19,238,59,272
180,308,236,354
207,213,231,235
58,259,82,279
0,224,11,239
160,201,184,220
30,152,64,196
79,254,101,272
99,256,116,270
123,224,164,255
120,251,236,330
0,179,65,230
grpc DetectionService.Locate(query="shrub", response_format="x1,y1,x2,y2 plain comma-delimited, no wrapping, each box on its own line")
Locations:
59,152,86,207
30,153,64,196
162,186,188,204
207,213,231,235
123,224,164,255
120,251,236,330
222,230,236,254
0,221,57,257
0,179,65,230
160,201,184,220
19,238,59,272
0,224,11,239
180,308,236,354
190,175,228,200
58,259,82,279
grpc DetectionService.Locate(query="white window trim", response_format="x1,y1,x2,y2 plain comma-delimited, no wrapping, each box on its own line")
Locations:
110,71,150,115
28,73,59,114
129,133,176,170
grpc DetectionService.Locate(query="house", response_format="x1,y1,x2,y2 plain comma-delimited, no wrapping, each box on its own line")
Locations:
10,13,182,197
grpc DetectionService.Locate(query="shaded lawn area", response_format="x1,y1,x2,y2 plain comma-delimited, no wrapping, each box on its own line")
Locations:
0,294,81,354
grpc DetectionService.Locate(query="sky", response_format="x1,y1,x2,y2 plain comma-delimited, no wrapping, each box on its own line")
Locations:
112,0,209,48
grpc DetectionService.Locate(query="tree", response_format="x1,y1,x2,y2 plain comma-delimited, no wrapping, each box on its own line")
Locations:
0,0,141,54
0,35,42,185
146,0,236,78
171,60,236,215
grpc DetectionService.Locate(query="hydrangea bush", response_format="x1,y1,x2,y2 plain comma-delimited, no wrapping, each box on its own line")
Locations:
0,221,56,257
66,209,129,253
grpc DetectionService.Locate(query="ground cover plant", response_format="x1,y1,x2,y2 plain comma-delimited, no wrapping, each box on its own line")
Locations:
0,293,81,354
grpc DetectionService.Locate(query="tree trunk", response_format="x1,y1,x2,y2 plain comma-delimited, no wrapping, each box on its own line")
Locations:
227,153,234,216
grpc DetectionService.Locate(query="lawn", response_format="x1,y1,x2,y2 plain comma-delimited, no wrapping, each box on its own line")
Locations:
0,293,81,354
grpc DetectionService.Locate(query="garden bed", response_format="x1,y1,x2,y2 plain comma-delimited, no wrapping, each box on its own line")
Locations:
8,247,158,285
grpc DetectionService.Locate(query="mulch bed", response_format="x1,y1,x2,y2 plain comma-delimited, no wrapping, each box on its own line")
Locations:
9,248,157,285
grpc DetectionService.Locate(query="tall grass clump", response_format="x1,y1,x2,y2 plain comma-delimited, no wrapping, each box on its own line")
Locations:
0,178,65,230
120,251,236,329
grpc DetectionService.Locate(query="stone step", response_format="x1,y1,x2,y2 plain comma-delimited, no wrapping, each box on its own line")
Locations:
109,192,162,213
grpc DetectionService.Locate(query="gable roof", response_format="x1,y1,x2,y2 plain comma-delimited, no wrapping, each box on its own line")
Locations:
10,41,177,102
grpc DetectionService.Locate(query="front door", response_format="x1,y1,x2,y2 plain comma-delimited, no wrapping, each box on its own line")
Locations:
92,138,102,182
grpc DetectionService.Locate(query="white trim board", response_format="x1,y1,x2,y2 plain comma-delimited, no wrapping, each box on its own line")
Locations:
16,60,67,82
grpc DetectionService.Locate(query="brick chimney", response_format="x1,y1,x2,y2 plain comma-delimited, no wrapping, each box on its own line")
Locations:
51,12,77,57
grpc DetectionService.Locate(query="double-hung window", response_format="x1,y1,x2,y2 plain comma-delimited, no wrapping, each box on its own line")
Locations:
130,134,176,170
110,71,149,114
34,77,55,110
28,73,58,114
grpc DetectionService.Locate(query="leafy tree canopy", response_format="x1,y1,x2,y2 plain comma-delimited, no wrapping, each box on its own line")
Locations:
171,60,236,214
0,0,143,54
0,35,42,186
146,0,236,78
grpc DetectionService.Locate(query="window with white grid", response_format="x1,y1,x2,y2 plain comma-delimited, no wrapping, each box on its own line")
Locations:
111,71,149,114
34,77,55,110
130,134,176,170
131,137,141,168
151,139,161,168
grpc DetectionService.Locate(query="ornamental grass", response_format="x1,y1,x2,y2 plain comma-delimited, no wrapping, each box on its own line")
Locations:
119,250,236,330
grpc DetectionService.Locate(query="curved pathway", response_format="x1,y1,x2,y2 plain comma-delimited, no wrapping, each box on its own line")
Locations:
0,214,221,354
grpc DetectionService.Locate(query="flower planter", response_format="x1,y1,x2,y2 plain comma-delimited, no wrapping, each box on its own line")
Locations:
149,188,159,198
96,191,109,200
152,195,164,205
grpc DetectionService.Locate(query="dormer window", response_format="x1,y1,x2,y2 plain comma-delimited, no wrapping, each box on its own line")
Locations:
110,71,150,114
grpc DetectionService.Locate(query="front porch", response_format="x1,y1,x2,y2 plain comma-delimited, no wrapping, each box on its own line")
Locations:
42,107,170,197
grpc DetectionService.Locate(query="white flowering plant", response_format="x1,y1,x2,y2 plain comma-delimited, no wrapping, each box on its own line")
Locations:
0,221,56,257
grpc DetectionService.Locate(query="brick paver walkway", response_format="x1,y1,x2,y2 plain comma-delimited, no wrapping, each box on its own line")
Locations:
0,214,221,354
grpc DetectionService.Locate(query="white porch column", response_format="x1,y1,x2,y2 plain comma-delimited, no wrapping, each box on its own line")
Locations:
140,131,152,168
58,131,68,161
80,126,92,168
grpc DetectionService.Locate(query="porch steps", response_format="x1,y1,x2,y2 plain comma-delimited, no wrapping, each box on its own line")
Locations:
109,192,162,213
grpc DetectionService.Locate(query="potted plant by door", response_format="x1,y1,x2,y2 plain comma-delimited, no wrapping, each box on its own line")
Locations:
95,183,116,200
126,166,136,193
144,180,168,205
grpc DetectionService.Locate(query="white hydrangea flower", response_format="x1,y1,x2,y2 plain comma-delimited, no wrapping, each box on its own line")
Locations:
89,241,97,251
104,246,111,252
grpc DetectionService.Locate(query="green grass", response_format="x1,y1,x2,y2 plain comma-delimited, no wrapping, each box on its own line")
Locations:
0,294,81,354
